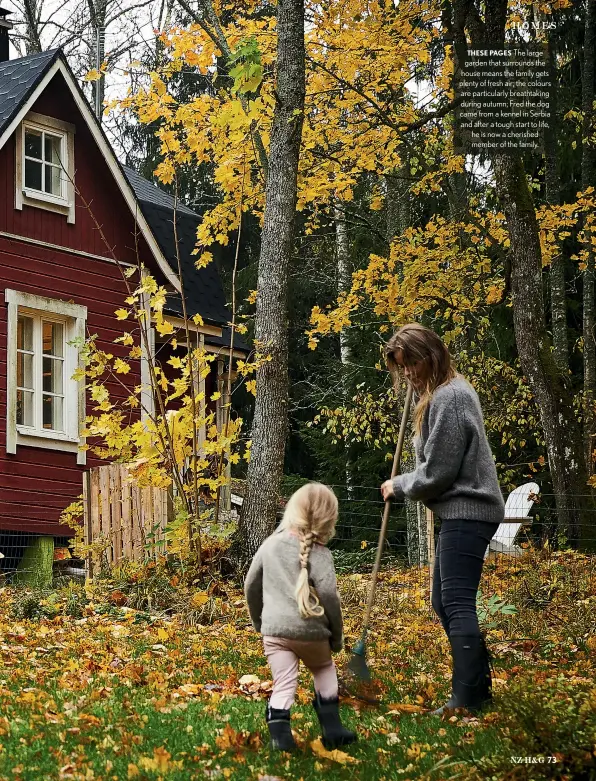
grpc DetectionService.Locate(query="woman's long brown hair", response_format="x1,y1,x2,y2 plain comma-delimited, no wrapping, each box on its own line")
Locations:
385,324,456,434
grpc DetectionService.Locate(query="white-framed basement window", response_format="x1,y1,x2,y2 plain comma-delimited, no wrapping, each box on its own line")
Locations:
5,289,87,464
15,112,76,224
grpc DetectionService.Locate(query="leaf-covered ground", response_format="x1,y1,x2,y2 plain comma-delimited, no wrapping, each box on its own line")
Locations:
0,550,594,781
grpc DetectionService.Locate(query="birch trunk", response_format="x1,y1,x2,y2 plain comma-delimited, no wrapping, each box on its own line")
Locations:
334,201,354,504
231,0,305,565
386,166,427,564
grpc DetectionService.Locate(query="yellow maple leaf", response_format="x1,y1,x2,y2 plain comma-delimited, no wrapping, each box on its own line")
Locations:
386,703,425,713
155,318,175,336
113,358,130,374
168,355,183,369
310,738,359,764
114,333,134,346
191,591,209,607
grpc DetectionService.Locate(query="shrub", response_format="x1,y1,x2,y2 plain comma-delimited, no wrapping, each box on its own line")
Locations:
474,675,596,779
62,581,88,618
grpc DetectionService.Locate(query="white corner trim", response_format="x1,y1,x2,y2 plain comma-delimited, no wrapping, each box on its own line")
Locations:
140,285,156,424
73,312,87,465
198,331,206,449
0,57,182,294
5,296,17,455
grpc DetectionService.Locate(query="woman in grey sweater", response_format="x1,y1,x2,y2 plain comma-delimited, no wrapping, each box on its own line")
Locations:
380,323,504,715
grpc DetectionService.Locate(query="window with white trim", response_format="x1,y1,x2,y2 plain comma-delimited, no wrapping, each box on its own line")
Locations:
15,112,76,223
23,125,68,202
5,290,87,464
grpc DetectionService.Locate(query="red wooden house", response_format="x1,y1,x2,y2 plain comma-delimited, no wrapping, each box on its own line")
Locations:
0,40,246,569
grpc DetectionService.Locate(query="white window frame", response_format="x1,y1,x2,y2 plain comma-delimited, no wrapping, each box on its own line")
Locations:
5,289,87,464
15,112,76,224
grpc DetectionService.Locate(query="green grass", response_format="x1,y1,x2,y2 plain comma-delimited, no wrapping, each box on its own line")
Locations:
0,551,594,781
0,665,501,781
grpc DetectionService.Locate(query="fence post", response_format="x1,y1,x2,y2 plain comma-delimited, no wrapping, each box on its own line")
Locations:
90,468,101,575
83,470,93,579
99,465,111,568
121,465,132,560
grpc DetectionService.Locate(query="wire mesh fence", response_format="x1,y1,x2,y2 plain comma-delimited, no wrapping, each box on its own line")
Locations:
325,482,596,612
0,482,595,619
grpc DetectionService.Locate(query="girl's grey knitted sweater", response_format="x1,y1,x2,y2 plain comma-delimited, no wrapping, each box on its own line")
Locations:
244,530,344,651
392,376,505,523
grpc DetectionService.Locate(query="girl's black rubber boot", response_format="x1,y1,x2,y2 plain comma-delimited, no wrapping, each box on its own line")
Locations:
265,704,297,751
312,693,357,749
431,634,493,715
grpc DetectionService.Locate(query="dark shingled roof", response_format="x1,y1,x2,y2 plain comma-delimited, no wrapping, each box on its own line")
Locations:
0,49,60,138
123,168,249,352
123,166,197,218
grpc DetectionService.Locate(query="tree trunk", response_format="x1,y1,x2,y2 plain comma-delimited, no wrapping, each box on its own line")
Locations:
231,0,305,566
385,166,427,564
88,0,107,122
543,34,569,374
477,0,590,547
22,0,43,53
582,0,596,475
492,155,587,547
334,201,354,503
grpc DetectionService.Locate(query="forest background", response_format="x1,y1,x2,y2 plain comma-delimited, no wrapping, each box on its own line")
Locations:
6,0,596,562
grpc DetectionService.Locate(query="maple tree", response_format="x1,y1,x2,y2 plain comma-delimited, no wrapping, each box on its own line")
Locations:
105,0,596,555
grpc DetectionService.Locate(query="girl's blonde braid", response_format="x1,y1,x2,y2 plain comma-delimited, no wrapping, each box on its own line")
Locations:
295,529,324,618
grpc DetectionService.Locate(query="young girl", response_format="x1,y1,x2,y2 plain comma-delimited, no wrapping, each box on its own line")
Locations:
244,482,357,752
380,323,504,715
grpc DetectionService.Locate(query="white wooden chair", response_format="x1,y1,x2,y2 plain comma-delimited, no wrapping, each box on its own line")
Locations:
485,482,539,558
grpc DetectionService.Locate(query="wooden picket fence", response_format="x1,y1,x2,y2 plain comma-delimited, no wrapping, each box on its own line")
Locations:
82,464,173,577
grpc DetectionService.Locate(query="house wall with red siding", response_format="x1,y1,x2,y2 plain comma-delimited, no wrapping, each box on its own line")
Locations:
0,72,163,536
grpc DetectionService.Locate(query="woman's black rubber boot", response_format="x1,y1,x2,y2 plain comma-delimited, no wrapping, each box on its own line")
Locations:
431,634,493,715
265,703,296,751
312,693,357,749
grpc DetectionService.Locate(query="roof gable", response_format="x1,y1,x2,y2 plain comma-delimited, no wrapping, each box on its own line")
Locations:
0,49,247,346
0,49,180,293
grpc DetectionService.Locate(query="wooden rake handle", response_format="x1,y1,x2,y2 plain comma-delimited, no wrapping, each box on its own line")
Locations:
360,383,414,636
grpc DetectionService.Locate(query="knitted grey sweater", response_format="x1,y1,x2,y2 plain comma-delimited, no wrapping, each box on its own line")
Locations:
244,529,344,651
392,376,505,523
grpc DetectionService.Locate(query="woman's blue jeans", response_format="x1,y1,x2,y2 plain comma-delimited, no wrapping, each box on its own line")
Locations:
431,519,500,637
